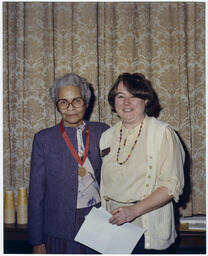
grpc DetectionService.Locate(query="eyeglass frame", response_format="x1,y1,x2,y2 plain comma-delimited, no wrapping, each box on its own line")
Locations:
56,97,85,109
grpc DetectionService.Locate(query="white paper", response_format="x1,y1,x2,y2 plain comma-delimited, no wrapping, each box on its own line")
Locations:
74,206,144,254
179,215,206,224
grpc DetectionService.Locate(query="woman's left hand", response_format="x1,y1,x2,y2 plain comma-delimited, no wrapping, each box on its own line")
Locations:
109,205,138,225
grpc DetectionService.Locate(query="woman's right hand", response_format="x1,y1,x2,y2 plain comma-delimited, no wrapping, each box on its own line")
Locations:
33,244,46,254
110,205,138,225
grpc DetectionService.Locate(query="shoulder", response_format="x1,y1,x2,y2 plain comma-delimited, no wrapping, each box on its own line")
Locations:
145,116,172,149
86,121,110,133
34,124,59,140
146,116,172,140
101,121,120,137
100,121,120,149
146,116,169,129
147,116,177,137
146,116,183,150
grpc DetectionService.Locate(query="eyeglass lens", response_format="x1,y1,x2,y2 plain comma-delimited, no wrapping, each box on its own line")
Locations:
57,98,84,109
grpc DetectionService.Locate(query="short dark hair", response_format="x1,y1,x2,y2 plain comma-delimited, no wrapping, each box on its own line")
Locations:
108,72,162,117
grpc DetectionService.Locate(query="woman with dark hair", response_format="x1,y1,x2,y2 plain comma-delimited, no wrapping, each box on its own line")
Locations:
28,73,109,254
108,73,161,117
100,73,184,253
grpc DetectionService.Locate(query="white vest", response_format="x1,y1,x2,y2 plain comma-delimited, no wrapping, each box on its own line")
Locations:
100,116,185,250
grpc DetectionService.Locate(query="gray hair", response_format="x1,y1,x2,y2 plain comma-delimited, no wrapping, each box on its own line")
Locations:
49,73,92,105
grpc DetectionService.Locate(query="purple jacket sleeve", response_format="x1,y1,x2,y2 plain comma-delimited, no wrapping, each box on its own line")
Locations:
28,133,46,245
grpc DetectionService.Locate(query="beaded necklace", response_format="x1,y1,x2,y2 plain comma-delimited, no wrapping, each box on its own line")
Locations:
116,119,144,165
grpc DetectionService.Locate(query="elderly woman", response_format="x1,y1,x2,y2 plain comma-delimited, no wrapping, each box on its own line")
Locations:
28,73,109,254
100,73,185,253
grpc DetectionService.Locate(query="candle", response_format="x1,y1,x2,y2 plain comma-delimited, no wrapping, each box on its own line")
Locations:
4,190,15,224
17,187,28,224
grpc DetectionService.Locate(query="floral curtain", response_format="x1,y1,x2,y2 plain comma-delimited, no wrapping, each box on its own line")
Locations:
3,2,205,216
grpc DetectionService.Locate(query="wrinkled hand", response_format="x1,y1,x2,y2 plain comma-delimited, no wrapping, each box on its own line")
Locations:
33,244,46,254
109,205,138,225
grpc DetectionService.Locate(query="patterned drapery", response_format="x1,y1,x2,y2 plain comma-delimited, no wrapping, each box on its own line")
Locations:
3,2,205,216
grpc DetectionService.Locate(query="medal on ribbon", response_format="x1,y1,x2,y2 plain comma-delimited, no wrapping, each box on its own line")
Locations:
78,166,86,177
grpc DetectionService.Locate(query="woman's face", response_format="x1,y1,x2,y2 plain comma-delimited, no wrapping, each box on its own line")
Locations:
115,82,147,129
58,85,86,127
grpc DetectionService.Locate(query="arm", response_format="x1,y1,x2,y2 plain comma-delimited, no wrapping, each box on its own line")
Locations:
110,186,172,225
28,133,46,247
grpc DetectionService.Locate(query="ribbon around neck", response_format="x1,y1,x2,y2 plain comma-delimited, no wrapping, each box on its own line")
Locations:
59,119,90,166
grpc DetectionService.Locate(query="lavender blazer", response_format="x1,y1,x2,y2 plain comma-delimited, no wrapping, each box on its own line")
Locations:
28,121,109,246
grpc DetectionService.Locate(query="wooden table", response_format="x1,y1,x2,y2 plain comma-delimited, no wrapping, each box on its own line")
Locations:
175,223,206,252
4,224,32,254
4,224,28,241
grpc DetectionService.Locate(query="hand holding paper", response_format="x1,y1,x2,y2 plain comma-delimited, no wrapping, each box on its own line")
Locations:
74,206,144,254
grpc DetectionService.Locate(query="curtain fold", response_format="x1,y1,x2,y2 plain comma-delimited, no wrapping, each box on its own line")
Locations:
3,2,205,215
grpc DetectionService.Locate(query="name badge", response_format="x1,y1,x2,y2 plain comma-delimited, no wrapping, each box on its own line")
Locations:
100,147,110,157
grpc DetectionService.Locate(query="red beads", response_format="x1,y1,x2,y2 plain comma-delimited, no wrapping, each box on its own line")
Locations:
116,119,144,165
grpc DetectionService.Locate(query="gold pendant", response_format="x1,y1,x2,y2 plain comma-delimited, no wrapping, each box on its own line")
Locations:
78,167,86,177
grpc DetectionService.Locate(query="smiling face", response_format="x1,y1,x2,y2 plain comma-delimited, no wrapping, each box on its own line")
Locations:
115,82,147,129
58,85,86,127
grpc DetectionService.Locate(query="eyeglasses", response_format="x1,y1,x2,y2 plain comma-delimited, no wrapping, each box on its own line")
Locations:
56,97,85,109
